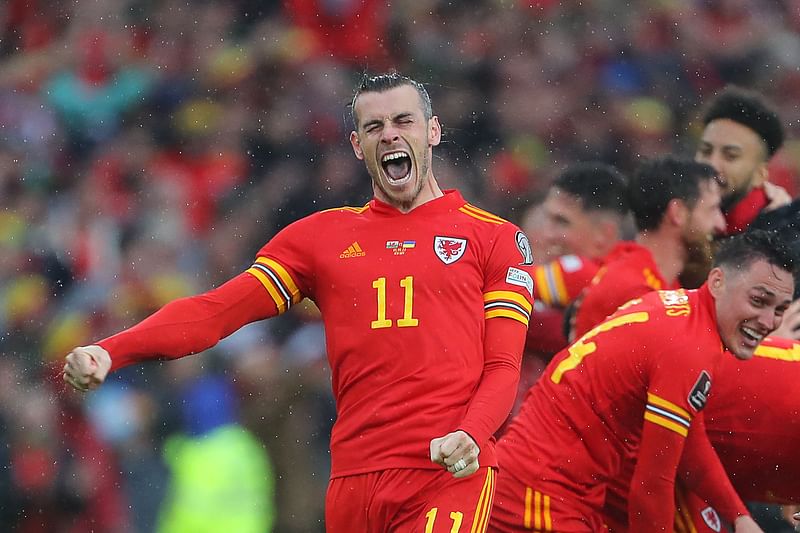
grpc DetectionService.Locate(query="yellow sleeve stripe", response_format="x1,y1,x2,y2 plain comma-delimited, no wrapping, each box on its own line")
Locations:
485,308,529,326
254,257,301,304
246,267,289,314
458,206,504,225
319,204,370,214
533,266,553,305
484,290,533,312
644,411,689,437
461,203,508,223
470,467,495,533
647,392,691,420
755,343,800,362
536,262,569,306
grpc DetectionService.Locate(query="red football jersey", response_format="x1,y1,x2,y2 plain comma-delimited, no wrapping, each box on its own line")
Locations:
574,241,678,338
704,335,800,503
246,190,534,478
496,286,725,530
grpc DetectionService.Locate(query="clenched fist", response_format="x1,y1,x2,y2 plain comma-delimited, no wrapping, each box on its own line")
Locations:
430,430,480,478
63,345,111,392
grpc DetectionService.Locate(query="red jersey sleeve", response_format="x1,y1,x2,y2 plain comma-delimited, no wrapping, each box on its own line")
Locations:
532,255,598,308
678,414,749,523
247,216,316,311
101,273,277,371
630,289,723,529
459,222,534,448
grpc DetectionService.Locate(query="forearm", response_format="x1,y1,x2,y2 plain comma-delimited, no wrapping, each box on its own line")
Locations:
679,418,749,523
101,273,276,371
629,425,685,531
458,318,525,447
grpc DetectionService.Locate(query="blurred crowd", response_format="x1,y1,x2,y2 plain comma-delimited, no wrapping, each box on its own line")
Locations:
1,0,800,531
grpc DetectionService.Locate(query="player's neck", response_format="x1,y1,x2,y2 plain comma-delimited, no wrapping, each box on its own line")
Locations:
635,231,683,286
376,175,444,213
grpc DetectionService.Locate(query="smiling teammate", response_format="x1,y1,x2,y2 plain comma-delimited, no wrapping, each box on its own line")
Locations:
62,72,535,532
489,230,795,532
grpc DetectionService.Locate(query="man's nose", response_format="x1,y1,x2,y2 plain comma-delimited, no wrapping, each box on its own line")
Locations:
381,124,400,143
758,308,779,333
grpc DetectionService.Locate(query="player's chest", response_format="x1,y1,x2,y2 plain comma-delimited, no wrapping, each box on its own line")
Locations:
317,227,484,293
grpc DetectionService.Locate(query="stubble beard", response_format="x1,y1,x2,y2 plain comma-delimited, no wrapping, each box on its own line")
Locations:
679,230,716,288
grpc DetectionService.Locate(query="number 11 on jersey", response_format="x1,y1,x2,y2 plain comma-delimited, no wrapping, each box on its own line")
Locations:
371,276,419,329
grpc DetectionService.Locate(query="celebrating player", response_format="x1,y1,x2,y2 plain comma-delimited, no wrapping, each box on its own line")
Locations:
573,155,725,338
489,230,796,532
63,72,535,533
695,86,790,234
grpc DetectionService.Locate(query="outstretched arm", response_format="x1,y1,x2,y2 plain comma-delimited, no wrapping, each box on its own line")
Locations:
63,272,276,391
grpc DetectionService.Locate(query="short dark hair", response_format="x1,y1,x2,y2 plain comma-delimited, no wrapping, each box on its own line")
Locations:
702,86,784,157
350,72,432,129
748,199,800,298
552,162,629,218
713,229,796,279
629,155,718,232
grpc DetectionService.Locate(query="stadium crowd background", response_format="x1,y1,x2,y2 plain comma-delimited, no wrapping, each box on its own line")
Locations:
1,0,799,531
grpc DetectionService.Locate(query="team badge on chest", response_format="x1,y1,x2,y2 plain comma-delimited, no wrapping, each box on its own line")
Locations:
434,236,467,264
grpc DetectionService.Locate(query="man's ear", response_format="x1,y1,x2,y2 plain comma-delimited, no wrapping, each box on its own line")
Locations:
350,131,364,160
665,198,688,228
428,116,442,147
753,160,769,188
708,267,725,297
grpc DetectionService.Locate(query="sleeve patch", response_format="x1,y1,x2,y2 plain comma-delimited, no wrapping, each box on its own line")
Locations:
688,370,712,412
506,267,534,297
515,231,534,265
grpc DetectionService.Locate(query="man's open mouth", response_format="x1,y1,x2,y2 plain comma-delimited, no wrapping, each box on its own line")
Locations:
381,151,412,185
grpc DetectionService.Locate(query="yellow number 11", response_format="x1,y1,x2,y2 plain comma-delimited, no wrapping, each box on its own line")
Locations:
371,276,419,329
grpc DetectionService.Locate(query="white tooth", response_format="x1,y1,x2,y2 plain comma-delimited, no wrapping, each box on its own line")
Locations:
742,327,763,340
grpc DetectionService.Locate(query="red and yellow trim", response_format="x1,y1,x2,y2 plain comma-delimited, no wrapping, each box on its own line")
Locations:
533,263,569,307
245,257,302,313
673,488,699,533
484,290,533,326
470,468,496,533
523,487,553,531
320,204,370,214
644,392,692,437
754,342,800,362
458,204,507,225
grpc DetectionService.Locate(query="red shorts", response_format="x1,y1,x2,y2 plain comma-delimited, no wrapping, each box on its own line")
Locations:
326,467,496,533
489,471,607,533
602,482,723,532
675,486,724,533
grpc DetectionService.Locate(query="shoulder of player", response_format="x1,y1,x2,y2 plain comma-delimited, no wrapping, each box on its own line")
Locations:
456,202,511,227
316,204,372,217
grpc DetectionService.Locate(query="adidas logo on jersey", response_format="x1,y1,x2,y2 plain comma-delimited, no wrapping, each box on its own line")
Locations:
340,242,366,258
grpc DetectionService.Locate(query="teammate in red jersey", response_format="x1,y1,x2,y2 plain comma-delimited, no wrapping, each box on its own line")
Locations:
610,334,800,533
694,86,790,235
574,156,726,338
524,162,630,354
62,73,536,532
489,230,796,533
